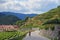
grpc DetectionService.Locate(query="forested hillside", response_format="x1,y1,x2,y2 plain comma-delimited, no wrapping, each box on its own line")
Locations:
0,12,37,20
0,13,20,25
21,6,60,30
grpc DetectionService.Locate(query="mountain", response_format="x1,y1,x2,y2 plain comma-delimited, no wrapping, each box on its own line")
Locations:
0,13,20,25
0,12,37,20
21,6,60,30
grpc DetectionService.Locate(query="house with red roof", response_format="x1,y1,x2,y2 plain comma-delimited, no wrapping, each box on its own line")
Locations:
0,25,19,32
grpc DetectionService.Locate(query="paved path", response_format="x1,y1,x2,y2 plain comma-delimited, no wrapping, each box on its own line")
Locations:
23,30,50,40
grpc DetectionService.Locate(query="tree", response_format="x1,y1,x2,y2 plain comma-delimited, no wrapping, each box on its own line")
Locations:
57,6,60,8
16,20,24,27
24,16,29,22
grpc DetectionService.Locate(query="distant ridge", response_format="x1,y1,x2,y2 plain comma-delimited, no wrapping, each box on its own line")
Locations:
0,13,20,25
0,12,37,20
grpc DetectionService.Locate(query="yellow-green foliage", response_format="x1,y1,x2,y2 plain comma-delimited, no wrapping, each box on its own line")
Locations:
0,31,27,40
21,6,60,30
0,32,16,40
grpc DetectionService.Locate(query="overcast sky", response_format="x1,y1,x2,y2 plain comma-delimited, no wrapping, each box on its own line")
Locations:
0,0,60,14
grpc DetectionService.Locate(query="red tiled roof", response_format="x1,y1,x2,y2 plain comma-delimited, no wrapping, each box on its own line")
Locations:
0,25,19,30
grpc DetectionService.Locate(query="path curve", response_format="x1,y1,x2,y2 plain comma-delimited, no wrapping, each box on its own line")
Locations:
23,30,50,40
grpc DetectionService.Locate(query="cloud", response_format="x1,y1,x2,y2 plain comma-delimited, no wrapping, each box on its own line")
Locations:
0,0,59,14
49,0,60,5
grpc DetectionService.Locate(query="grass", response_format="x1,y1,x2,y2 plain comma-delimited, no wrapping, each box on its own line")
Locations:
0,32,16,40
0,31,27,40
10,31,27,40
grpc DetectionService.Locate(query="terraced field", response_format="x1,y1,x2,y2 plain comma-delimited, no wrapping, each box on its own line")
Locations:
0,31,27,40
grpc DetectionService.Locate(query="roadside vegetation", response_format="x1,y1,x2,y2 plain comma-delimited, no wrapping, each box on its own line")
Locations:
0,31,27,40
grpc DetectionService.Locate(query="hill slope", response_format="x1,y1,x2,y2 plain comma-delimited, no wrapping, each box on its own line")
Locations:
0,13,20,25
0,12,37,20
21,6,60,29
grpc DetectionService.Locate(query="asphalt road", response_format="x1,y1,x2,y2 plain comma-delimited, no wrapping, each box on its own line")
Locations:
23,30,50,40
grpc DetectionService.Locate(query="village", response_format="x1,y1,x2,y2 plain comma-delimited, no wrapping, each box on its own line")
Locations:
0,25,19,32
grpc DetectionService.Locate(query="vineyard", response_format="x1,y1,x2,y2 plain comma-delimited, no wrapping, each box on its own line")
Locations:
0,31,27,40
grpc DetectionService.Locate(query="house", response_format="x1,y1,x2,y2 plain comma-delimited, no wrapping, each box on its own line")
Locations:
0,25,19,31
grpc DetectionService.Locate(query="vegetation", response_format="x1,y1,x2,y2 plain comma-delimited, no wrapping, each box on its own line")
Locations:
16,20,25,27
0,13,20,25
0,32,16,40
0,31,27,40
0,6,60,40
19,6,60,30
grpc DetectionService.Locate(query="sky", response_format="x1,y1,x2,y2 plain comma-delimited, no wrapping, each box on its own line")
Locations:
0,0,60,14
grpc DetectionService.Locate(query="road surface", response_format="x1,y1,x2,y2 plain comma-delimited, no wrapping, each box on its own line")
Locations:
23,30,50,40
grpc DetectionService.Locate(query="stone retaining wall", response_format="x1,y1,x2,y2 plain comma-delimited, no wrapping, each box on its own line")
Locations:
39,29,58,40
